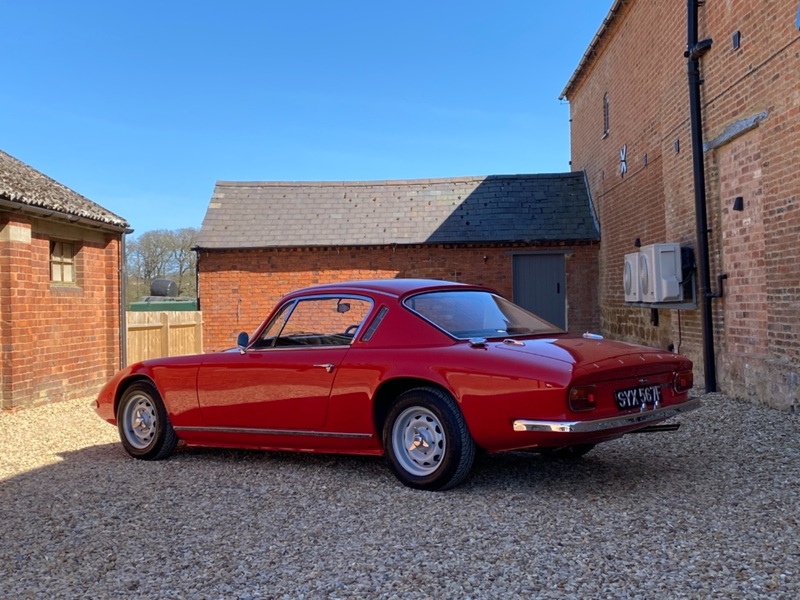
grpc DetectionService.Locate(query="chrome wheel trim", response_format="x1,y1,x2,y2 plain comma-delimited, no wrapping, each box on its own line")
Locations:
122,393,158,450
391,406,446,477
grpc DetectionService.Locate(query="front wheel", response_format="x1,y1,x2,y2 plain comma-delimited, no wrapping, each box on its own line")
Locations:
117,381,178,460
383,387,475,491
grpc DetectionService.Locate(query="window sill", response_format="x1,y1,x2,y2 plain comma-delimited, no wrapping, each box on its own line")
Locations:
50,284,83,296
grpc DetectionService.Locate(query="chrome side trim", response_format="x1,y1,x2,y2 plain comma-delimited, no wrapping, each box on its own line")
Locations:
174,426,373,439
512,397,701,434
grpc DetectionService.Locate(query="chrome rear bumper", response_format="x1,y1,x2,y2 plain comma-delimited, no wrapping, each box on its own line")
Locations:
512,397,701,434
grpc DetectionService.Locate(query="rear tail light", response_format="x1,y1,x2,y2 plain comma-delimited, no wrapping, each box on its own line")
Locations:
568,385,597,412
673,370,694,394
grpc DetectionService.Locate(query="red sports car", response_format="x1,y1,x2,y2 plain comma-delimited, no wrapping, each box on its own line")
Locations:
96,279,699,490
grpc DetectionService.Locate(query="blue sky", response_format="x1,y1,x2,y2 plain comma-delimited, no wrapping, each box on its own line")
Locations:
1,1,610,235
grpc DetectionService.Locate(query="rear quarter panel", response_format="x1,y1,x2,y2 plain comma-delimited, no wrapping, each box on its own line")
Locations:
335,297,578,451
330,341,575,451
434,344,575,450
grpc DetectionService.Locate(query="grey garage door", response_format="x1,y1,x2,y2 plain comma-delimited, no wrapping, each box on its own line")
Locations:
512,254,566,329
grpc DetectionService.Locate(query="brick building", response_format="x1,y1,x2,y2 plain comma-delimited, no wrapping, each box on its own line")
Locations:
561,0,800,409
195,174,600,351
0,150,130,410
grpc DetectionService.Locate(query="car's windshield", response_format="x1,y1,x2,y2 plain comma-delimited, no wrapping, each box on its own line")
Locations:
404,290,563,339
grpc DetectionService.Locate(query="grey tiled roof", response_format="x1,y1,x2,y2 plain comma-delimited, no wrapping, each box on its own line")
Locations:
197,173,598,249
0,149,129,230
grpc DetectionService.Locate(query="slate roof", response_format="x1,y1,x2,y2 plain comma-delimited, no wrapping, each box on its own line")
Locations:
197,173,598,249
0,149,129,230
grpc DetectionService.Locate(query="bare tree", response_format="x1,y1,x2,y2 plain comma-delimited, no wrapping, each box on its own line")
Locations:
125,228,198,307
170,228,198,296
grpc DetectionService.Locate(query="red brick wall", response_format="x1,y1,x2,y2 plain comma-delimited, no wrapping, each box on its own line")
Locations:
567,0,693,351
0,213,123,410
566,0,800,407
718,131,769,396
198,243,599,351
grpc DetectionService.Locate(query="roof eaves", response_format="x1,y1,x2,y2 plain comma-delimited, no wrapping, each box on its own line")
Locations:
0,198,133,234
559,0,626,101
195,233,601,252
0,149,130,231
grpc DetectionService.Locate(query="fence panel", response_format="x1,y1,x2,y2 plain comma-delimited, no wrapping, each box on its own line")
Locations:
126,311,203,365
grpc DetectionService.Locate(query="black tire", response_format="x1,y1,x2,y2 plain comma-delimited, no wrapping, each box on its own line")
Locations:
383,387,476,491
540,443,596,459
116,381,178,460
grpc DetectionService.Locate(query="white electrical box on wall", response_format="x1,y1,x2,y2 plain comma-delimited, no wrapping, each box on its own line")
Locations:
623,252,642,302
638,243,683,303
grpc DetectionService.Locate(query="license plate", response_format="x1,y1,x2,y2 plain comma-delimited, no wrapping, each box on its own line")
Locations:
615,385,662,410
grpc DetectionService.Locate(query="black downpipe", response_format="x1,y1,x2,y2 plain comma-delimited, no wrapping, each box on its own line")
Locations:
686,0,717,392
193,247,201,312
120,233,128,369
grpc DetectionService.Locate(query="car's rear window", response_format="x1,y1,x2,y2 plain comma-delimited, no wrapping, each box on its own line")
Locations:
404,290,563,339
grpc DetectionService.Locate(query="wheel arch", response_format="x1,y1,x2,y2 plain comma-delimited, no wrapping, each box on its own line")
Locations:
113,375,158,418
372,377,460,448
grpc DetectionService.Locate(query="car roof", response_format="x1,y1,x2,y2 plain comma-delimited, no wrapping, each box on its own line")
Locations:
287,278,494,299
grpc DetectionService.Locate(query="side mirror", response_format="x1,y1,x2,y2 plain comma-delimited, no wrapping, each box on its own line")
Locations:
336,300,351,314
237,331,249,354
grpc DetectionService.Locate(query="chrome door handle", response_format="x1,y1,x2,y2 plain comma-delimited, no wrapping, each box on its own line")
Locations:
313,363,335,373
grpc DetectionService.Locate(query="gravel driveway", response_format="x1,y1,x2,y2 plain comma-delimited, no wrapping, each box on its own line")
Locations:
1,392,798,599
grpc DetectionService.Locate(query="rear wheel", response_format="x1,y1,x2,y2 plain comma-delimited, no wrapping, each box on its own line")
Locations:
383,387,475,491
117,381,178,460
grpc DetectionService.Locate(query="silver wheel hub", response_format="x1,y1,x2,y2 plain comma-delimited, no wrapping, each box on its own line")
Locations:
132,408,152,432
392,406,446,477
409,428,433,451
123,394,158,450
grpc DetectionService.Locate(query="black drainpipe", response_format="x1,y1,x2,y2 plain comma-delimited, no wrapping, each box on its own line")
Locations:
120,231,130,369
685,0,716,392
193,247,201,312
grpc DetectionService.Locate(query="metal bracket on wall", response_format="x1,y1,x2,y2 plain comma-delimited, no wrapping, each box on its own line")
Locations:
706,273,728,299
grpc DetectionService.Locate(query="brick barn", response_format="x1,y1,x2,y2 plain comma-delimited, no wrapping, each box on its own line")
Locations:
195,174,600,351
0,150,130,410
561,0,800,408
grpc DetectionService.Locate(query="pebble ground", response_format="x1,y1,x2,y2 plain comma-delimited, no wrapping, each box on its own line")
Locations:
1,392,798,599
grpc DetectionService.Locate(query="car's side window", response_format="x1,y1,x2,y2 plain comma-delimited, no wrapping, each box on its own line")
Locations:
251,301,295,348
263,297,372,348
405,291,562,339
361,306,389,342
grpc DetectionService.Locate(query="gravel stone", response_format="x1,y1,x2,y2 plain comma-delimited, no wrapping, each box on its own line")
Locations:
1,392,798,599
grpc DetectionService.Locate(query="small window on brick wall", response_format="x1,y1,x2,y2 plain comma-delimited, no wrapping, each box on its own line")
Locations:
602,93,610,138
50,240,77,284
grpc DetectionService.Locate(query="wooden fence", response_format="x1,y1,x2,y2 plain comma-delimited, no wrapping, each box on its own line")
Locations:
125,311,203,365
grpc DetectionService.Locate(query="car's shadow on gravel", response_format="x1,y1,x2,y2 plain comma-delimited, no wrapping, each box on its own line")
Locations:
0,440,693,517
466,446,694,493
0,400,775,502
128,436,703,496
4,435,697,498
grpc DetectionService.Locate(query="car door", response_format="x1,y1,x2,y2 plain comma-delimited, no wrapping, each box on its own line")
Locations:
197,296,372,431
